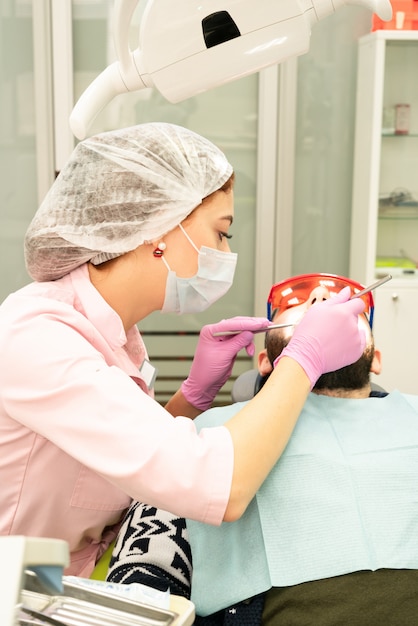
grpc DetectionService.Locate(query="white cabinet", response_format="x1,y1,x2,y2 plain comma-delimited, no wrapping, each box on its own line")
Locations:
372,284,418,394
350,30,418,394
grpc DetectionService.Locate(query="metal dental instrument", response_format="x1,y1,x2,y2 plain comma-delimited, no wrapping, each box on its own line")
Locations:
212,274,392,337
212,322,295,337
350,274,392,299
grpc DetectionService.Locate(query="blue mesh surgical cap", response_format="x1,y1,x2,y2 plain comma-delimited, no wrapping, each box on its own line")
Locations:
24,122,233,281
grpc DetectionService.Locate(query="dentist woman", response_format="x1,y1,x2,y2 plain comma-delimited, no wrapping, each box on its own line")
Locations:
0,122,365,576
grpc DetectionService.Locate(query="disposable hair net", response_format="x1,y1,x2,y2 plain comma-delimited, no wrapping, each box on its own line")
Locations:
25,122,233,281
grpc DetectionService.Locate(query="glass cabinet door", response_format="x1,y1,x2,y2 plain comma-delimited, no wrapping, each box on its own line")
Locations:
351,30,418,286
0,2,39,301
291,8,373,279
377,38,418,278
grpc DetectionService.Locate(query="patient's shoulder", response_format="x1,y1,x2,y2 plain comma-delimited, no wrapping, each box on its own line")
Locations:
195,402,248,431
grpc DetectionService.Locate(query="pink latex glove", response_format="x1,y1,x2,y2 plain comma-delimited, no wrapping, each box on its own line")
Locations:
181,316,271,410
274,286,366,388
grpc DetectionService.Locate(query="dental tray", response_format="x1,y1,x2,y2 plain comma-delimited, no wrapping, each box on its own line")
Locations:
20,577,194,626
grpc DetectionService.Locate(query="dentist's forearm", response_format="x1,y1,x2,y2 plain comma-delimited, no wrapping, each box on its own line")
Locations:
223,356,310,521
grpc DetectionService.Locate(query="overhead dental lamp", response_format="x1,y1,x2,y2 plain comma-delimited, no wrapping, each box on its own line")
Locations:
69,0,392,140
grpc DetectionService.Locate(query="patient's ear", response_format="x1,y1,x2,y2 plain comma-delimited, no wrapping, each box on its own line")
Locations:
371,348,382,375
258,348,273,376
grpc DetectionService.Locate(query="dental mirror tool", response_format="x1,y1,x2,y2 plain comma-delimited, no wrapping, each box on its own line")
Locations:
70,0,392,140
212,274,392,337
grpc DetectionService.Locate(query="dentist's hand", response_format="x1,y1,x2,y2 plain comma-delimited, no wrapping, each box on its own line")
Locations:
274,287,366,388
181,316,270,411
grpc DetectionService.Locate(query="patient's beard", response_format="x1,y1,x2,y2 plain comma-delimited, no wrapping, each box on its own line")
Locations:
266,333,375,391
314,346,375,391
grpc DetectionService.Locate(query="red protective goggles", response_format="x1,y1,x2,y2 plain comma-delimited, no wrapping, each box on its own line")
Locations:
267,273,374,328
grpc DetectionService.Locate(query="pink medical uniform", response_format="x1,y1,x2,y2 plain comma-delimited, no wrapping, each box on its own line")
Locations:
0,264,233,576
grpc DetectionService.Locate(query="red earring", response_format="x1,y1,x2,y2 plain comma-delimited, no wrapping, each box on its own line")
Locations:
153,242,166,257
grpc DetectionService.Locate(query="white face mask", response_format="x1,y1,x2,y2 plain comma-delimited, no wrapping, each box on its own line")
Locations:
161,224,237,314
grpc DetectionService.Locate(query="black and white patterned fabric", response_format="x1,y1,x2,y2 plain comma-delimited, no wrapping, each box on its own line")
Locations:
106,501,192,599
107,501,266,625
